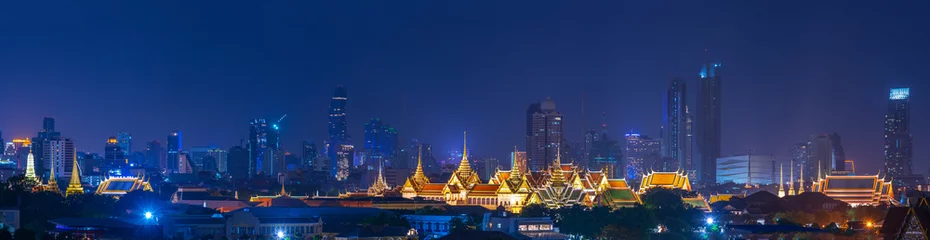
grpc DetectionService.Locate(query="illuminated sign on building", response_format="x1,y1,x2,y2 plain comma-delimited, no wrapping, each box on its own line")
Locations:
890,88,910,100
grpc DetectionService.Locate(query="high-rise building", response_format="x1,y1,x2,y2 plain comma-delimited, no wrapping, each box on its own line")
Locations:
0,130,4,156
116,132,131,157
511,149,527,174
227,146,249,180
808,134,844,179
145,141,166,170
683,106,694,178
335,144,355,181
663,77,688,172
526,97,563,171
364,118,399,167
716,154,776,185
327,86,351,178
167,131,182,173
302,141,318,168
44,138,75,179
589,132,623,178
178,153,193,174
624,133,661,180
696,63,722,184
885,88,912,179
791,143,811,182
104,137,125,168
582,130,599,168
248,119,272,178
32,117,61,178
208,148,228,173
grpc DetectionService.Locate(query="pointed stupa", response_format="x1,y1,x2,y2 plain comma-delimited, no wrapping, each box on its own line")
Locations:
509,146,522,181
455,131,472,173
412,145,428,184
25,150,37,182
65,154,84,197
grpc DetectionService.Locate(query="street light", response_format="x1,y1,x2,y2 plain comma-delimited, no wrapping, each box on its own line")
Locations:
144,212,153,220
705,217,714,225
277,231,284,239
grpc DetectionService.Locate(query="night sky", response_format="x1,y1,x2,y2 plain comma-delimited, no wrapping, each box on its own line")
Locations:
0,1,928,173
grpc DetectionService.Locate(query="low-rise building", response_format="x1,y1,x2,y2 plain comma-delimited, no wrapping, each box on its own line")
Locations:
0,208,19,232
486,215,568,240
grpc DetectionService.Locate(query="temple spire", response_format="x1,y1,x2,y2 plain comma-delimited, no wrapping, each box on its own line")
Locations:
788,160,796,196
25,151,36,182
778,163,785,198
66,154,84,197
412,145,426,182
510,146,521,180
799,164,805,194
456,131,472,173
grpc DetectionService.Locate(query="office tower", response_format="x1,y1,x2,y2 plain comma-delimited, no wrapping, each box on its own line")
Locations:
116,132,131,157
829,133,847,173
105,137,125,168
808,134,844,179
328,86,351,178
145,141,166,169
791,143,811,181
228,146,249,180
716,154,776,185
696,63,722,184
208,148,228,173
624,133,661,180
178,153,193,174
364,118,399,167
167,131,182,173
248,119,283,177
589,132,623,178
190,146,212,171
44,138,75,179
32,117,61,178
526,97,563,171
683,106,694,178
663,77,688,171
335,144,355,180
302,141,318,167
885,88,912,179
407,140,437,174
583,130,599,168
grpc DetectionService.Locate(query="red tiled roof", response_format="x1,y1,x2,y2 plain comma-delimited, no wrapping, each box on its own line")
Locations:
471,184,499,192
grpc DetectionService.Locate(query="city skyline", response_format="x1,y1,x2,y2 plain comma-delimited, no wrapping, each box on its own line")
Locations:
0,1,928,174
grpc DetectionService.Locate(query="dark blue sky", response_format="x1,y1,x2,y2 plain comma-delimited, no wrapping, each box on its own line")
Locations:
1,1,928,173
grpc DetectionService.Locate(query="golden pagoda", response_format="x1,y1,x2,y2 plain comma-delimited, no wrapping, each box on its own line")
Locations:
366,162,391,196
24,151,37,183
401,146,431,198
65,154,84,197
46,154,61,195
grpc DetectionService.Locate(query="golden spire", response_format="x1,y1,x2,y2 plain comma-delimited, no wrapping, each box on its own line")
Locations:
549,145,566,184
369,160,389,195
799,164,805,194
509,146,521,181
279,184,288,196
412,145,427,183
788,160,795,196
778,163,784,198
66,154,84,197
455,131,472,173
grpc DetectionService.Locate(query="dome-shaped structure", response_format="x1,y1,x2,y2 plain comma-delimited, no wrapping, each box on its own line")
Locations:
540,97,556,111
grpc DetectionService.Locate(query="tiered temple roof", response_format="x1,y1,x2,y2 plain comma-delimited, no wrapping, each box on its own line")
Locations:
637,170,692,194
810,174,894,206
95,174,153,197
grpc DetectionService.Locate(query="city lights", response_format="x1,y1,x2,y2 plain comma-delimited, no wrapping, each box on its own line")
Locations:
276,231,284,238
144,211,153,220
705,217,714,225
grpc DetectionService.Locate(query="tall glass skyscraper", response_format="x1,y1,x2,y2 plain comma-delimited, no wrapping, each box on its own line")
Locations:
696,63,722,184
248,119,280,178
663,77,688,172
364,118,399,167
167,131,181,173
885,88,912,179
116,132,131,157
526,98,563,171
328,86,350,178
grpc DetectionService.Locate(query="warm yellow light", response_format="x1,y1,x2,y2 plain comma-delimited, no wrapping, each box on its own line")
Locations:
866,222,873,228
108,138,118,144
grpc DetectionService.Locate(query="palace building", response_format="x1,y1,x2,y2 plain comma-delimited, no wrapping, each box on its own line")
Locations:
810,174,895,206
95,174,154,197
400,133,642,213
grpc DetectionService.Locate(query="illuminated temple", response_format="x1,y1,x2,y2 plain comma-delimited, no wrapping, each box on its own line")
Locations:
810,174,895,206
95,174,154,197
400,133,644,213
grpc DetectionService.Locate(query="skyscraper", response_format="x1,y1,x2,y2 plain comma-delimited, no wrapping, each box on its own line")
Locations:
364,118,399,167
105,137,125,168
624,133,661,180
145,141,166,169
228,146,249,180
885,88,912,179
167,131,182,173
791,143,811,182
32,117,61,178
116,132,131,157
696,63,722,184
44,138,75,179
328,86,350,178
526,97,563,171
808,134,843,179
248,119,272,178
663,77,688,171
302,141,318,167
